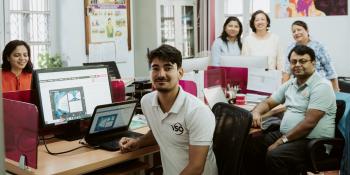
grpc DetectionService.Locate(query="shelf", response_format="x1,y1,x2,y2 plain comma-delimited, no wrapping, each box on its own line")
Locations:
161,17,175,20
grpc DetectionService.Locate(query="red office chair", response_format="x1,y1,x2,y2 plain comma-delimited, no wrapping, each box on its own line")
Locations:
179,80,197,96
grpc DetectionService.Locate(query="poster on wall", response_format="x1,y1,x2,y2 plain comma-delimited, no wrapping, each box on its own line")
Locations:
88,5,127,43
275,0,348,18
85,0,130,63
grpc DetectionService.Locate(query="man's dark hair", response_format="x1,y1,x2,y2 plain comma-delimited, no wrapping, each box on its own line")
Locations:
2,40,33,73
249,10,270,33
147,44,182,68
288,45,316,62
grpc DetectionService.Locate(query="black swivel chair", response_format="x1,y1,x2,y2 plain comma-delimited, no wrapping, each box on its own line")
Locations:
301,99,346,174
212,102,252,175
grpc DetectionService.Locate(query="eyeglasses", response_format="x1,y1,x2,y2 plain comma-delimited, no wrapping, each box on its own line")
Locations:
290,59,311,65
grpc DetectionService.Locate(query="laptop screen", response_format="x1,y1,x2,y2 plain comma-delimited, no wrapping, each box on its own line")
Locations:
89,101,137,134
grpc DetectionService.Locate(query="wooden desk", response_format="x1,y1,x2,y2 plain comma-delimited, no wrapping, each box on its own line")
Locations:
5,127,160,175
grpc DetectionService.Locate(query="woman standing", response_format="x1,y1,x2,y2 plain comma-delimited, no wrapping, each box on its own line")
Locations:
1,40,33,92
242,10,284,70
283,20,339,91
211,16,243,66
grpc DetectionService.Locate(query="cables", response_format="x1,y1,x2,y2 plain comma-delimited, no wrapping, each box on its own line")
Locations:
40,136,90,155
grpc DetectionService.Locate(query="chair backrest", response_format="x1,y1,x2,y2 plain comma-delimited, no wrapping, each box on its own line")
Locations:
212,102,252,175
179,80,197,96
335,100,346,138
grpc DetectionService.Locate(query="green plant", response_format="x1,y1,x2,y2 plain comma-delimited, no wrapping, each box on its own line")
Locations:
38,53,63,68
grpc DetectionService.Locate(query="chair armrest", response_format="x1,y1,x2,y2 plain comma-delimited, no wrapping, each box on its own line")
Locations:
307,138,345,172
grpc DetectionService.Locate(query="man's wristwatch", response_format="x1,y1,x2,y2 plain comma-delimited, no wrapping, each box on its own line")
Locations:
281,135,288,144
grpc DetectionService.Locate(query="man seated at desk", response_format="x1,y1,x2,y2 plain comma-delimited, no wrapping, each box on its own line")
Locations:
244,45,336,175
119,44,218,175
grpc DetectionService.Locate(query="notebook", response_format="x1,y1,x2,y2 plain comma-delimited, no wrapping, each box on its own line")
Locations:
84,100,143,151
203,85,228,109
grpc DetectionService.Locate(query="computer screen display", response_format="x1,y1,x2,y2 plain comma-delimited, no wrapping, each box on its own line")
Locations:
34,66,112,126
220,56,269,69
83,61,121,79
89,102,136,134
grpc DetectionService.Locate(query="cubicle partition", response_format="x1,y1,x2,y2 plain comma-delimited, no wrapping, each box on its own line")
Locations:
207,66,248,93
3,98,38,169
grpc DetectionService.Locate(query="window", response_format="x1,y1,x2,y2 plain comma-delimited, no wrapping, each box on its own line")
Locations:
5,0,52,67
226,0,270,15
225,0,270,34
249,0,270,14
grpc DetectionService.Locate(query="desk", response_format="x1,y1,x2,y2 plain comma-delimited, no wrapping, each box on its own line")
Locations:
5,127,159,175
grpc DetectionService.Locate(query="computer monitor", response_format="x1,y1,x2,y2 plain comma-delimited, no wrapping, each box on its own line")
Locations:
33,66,112,128
83,61,121,79
220,56,269,69
182,57,210,73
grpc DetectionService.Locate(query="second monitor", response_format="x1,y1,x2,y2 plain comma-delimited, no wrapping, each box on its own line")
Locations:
83,61,121,79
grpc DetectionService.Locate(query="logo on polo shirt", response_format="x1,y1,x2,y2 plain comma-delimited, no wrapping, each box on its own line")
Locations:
171,122,184,135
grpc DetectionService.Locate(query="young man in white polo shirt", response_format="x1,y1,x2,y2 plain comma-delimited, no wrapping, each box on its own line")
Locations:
119,44,218,175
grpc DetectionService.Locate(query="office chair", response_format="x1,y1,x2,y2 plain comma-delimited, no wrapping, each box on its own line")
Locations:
179,80,197,96
339,77,350,93
212,102,252,175
301,99,346,174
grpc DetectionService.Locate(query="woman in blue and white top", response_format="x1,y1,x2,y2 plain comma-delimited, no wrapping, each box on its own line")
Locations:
211,16,242,66
283,20,340,91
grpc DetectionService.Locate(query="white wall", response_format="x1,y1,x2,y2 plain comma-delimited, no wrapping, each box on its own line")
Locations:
57,0,135,78
0,0,4,53
215,1,350,77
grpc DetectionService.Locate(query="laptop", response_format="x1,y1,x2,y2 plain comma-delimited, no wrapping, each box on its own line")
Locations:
83,61,121,79
203,85,228,109
84,100,143,151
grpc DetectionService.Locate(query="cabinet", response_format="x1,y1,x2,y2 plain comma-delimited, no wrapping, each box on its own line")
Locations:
159,1,197,58
134,0,197,76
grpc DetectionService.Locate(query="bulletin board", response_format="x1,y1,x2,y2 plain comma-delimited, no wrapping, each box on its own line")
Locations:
84,0,131,58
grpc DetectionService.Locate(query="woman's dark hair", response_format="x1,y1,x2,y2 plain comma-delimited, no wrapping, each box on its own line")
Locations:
147,44,182,68
288,45,316,62
220,16,243,50
2,40,33,73
249,10,270,33
291,20,308,31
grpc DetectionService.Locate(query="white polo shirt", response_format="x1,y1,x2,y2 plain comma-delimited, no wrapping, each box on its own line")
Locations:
141,87,218,175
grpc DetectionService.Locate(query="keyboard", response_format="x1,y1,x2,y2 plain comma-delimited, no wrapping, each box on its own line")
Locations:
98,131,143,151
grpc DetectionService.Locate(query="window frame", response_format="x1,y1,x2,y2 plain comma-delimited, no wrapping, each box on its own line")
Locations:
3,0,57,68
224,0,271,36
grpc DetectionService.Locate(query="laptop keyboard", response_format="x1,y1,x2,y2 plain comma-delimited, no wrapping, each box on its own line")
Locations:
98,131,144,151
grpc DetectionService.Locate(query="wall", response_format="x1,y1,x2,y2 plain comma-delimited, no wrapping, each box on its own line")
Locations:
57,0,135,78
0,0,4,52
215,1,350,77
133,0,158,77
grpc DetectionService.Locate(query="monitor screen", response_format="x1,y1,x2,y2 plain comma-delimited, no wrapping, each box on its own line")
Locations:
220,56,269,69
83,61,121,79
34,66,112,126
